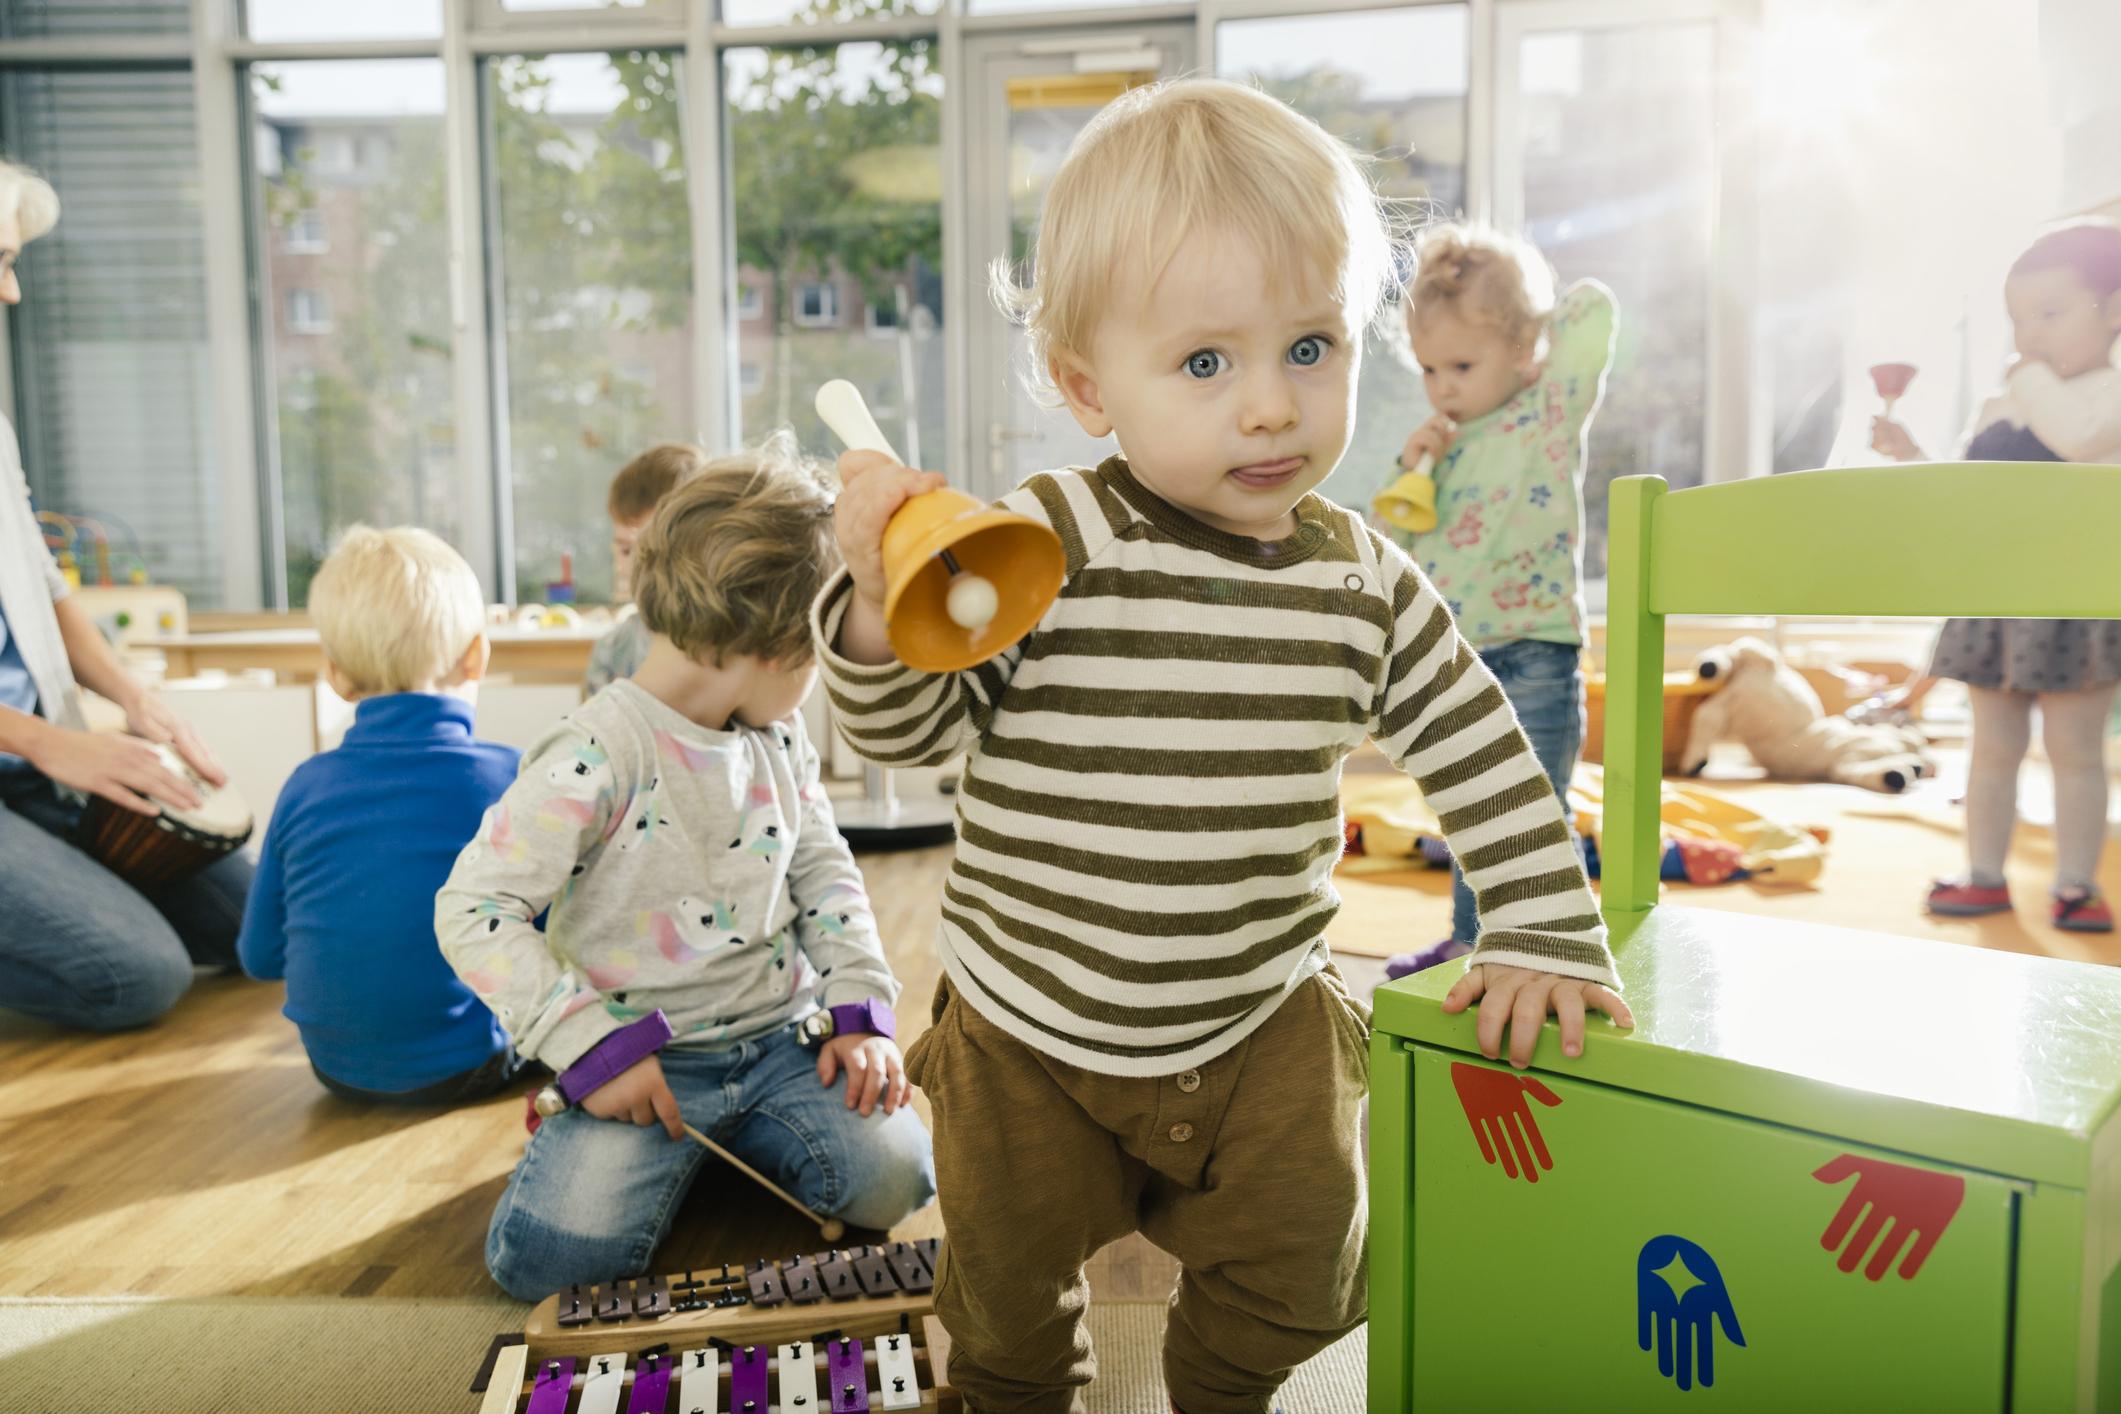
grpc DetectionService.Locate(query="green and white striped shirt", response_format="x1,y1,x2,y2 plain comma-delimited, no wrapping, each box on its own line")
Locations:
815,457,1614,1076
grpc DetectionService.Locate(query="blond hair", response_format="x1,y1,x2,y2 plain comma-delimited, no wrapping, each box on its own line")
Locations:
0,159,60,242
310,526,486,695
630,430,836,666
1394,223,1557,364
608,441,706,523
992,78,1399,393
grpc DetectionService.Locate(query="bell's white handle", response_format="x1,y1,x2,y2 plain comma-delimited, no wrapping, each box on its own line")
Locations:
815,380,901,463
1407,451,1436,479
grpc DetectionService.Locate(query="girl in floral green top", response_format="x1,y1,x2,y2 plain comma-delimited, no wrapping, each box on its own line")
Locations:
1379,224,1618,960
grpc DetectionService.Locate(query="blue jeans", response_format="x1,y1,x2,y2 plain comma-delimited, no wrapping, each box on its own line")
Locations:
485,1023,937,1301
0,770,252,1031
1450,639,1585,943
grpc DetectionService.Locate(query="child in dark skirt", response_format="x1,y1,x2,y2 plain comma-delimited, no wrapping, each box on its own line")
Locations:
1874,220,2121,932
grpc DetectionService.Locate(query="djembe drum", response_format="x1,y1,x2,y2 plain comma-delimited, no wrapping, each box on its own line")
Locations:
74,742,252,889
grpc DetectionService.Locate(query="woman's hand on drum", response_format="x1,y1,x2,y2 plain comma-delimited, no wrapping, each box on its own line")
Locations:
124,689,228,789
29,726,201,817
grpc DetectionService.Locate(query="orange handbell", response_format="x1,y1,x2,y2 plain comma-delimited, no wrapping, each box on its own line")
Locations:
816,380,1064,672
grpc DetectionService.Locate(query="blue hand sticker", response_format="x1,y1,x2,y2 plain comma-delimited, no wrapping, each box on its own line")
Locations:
1636,1234,1745,1391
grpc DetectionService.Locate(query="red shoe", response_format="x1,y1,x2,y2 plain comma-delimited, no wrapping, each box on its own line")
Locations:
2052,887,2115,933
1926,878,2011,917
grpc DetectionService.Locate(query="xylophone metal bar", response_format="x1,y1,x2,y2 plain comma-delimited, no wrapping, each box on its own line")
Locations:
526,1241,940,1356
677,1344,719,1413
488,1317,957,1411
729,1343,770,1412
576,1351,628,1414
827,1335,870,1413
775,1340,820,1411
479,1345,531,1414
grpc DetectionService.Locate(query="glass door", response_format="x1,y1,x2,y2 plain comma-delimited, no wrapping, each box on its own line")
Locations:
963,25,1194,501
1211,2,1473,511
1494,0,1753,583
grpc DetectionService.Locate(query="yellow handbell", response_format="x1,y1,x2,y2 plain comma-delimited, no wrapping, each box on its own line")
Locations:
1373,451,1438,533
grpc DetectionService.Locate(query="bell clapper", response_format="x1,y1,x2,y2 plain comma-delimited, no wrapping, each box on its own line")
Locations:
815,378,994,622
937,548,998,629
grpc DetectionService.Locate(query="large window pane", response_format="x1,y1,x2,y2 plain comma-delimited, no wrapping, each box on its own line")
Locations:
488,51,695,606
1218,5,1469,513
1517,23,1716,580
245,0,442,43
726,40,943,472
1,69,221,605
0,1,188,39
251,61,453,607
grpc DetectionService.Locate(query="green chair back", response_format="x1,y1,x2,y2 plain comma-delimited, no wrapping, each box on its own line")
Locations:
1600,462,2121,917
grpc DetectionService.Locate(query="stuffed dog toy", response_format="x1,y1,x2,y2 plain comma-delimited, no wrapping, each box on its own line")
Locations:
1682,637,1933,793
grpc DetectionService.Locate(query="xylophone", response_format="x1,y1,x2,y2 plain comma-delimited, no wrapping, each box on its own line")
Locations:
475,1239,958,1412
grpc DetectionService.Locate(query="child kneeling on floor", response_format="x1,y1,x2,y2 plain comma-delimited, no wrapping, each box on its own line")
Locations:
440,433,935,1301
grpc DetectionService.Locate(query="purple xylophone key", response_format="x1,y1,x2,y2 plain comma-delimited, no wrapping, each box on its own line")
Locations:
730,1342,770,1412
828,1335,871,1412
627,1348,674,1413
526,1356,577,1414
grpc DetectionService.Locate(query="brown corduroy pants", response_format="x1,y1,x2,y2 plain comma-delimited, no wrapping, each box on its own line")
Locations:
903,966,1371,1413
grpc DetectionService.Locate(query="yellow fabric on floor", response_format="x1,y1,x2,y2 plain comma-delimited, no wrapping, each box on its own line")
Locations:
1571,763,1826,885
1339,774,1446,875
1340,764,1827,885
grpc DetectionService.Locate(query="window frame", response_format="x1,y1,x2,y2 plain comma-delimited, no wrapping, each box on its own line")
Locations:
1490,0,1759,486
285,286,333,332
0,0,1766,611
793,278,839,329
285,205,327,251
864,292,901,339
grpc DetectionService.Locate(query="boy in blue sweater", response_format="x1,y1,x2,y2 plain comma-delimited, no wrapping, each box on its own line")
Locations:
238,527,523,1104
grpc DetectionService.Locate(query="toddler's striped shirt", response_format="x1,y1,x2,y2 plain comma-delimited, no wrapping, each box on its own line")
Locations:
815,457,1614,1076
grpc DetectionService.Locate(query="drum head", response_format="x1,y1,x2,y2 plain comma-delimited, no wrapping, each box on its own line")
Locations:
145,742,253,841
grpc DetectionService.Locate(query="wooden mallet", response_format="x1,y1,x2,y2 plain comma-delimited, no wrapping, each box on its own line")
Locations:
684,1122,846,1244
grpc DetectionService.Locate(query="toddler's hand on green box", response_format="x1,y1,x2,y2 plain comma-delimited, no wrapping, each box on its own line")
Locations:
1442,963,1632,1069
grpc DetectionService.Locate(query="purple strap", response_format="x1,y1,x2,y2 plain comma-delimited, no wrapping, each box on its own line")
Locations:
829,1336,871,1412
627,1351,673,1413
830,998,895,1042
554,1010,676,1107
527,1356,577,1414
730,1344,770,1412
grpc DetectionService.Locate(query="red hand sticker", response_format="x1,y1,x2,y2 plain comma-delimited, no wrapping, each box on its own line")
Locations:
1812,1154,1965,1280
1450,1062,1561,1182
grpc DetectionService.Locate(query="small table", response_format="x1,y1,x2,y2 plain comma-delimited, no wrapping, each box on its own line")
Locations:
155,624,603,684
1370,906,2121,1411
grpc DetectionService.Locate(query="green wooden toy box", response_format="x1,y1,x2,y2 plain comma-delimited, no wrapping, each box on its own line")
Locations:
1370,907,2121,1411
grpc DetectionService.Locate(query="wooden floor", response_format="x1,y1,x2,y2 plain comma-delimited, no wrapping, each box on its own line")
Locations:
0,841,1225,1306
3,746,2116,1309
